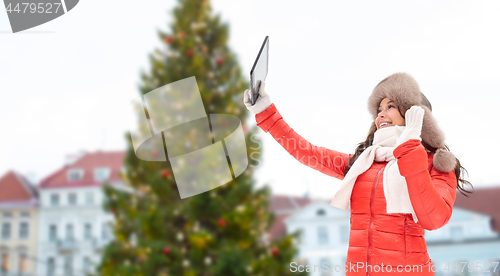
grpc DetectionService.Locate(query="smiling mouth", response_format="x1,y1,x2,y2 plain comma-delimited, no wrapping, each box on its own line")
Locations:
379,122,391,128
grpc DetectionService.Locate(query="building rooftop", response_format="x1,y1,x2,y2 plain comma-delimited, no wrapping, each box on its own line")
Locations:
39,150,127,189
454,185,500,234
0,170,38,206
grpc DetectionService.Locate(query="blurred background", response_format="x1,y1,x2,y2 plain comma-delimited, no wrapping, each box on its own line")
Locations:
0,0,499,275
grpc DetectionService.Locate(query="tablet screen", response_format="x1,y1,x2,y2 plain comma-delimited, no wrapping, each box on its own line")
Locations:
250,36,269,105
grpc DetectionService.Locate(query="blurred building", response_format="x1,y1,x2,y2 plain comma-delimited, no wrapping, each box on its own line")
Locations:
0,170,39,276
267,195,312,242
269,195,350,276
281,198,349,276
426,187,500,275
272,187,500,276
35,151,126,276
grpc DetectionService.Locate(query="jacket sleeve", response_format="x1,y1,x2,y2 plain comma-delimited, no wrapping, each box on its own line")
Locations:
255,103,349,180
394,139,457,230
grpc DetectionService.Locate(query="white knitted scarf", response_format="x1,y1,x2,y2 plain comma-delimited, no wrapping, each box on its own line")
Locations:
329,126,418,222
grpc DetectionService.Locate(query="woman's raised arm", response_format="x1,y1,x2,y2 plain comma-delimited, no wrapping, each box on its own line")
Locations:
254,103,349,180
243,83,349,180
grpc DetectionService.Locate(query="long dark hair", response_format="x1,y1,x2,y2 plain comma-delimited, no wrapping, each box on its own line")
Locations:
344,122,473,196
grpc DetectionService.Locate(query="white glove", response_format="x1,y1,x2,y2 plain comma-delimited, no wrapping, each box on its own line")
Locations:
396,105,425,146
243,81,272,114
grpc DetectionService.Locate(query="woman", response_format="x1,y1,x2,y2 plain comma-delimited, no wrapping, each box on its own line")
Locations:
243,73,471,275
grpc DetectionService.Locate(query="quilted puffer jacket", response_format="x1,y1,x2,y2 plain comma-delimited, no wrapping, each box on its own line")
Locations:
255,104,457,276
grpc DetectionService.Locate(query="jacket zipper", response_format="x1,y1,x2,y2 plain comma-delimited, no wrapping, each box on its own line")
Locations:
367,166,384,276
404,217,408,266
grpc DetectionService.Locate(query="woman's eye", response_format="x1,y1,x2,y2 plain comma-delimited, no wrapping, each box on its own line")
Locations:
389,105,395,109
377,109,381,113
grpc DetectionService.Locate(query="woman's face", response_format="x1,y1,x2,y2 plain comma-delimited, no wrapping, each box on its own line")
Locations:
375,98,405,130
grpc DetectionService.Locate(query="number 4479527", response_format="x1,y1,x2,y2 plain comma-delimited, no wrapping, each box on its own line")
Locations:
5,2,62,14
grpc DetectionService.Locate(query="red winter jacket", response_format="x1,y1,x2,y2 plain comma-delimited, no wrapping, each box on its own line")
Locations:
255,104,457,276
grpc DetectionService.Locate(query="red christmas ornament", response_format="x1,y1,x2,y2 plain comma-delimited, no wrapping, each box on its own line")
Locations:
186,49,194,57
165,36,173,44
179,31,186,38
163,247,171,256
161,169,169,178
271,247,279,257
218,218,226,227
216,57,223,65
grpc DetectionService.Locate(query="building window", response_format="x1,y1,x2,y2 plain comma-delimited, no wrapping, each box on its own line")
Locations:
47,257,55,276
84,224,92,241
340,225,349,243
318,226,329,244
94,167,111,182
83,256,91,273
297,228,305,244
20,212,30,218
1,254,8,272
19,222,29,239
49,225,57,242
64,256,73,276
67,169,84,182
66,224,74,241
50,194,60,206
102,222,112,240
18,253,27,273
85,192,94,205
317,209,326,216
1,223,11,240
450,226,464,242
68,193,77,205
1,212,12,218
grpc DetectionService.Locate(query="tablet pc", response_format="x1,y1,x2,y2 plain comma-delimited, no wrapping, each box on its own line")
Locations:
250,36,269,105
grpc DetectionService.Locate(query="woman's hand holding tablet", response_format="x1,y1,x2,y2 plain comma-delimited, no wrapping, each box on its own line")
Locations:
250,36,269,105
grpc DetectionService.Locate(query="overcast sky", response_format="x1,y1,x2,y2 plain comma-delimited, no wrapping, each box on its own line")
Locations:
1,0,499,200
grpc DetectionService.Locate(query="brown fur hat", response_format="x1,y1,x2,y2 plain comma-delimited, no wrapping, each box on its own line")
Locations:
368,72,456,172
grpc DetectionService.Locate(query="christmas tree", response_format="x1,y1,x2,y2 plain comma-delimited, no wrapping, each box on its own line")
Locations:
94,0,308,275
